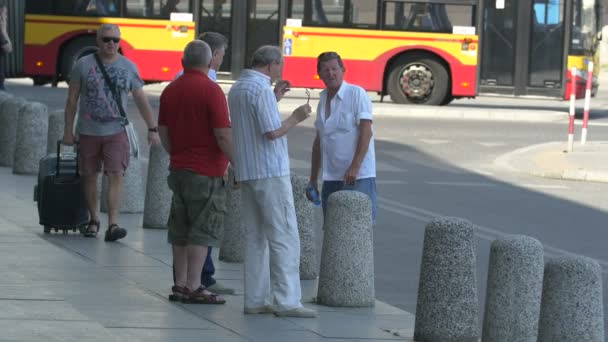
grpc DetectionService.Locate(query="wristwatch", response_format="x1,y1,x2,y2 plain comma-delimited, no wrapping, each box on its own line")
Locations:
148,127,158,132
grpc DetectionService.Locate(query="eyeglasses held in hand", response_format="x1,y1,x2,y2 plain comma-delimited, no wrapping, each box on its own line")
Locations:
102,37,120,43
305,89,311,104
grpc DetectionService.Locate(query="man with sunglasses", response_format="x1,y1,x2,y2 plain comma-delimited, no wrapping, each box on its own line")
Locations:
63,23,159,241
306,51,377,223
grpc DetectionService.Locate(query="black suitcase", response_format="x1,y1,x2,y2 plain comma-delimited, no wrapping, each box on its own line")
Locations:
34,141,89,234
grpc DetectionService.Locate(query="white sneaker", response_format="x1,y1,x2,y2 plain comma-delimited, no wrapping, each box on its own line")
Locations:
274,307,317,318
244,305,274,314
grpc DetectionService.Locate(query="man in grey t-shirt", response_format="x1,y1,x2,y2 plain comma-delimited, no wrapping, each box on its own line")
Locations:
62,23,160,241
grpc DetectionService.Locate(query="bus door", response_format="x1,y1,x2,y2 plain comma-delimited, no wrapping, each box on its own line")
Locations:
480,0,568,97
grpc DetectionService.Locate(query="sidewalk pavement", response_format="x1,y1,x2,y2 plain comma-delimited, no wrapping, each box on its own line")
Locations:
496,141,608,183
0,167,416,342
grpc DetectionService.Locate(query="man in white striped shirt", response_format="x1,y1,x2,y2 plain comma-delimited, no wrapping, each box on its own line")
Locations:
227,45,316,318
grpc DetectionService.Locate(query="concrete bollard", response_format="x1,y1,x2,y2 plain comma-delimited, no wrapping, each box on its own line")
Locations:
100,157,144,213
482,235,544,342
414,217,479,342
13,102,49,175
0,96,26,166
290,175,318,279
317,190,374,307
219,167,244,263
142,144,171,228
47,110,65,154
538,256,604,342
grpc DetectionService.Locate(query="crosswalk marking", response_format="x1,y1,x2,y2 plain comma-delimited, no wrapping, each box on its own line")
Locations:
477,141,506,147
419,139,450,145
424,181,497,187
376,180,408,185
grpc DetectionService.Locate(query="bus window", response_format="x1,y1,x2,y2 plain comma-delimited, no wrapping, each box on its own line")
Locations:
125,0,188,18
571,0,599,54
304,0,377,28
384,2,474,33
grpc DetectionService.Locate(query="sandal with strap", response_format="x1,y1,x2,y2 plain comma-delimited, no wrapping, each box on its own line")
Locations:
83,219,100,238
168,285,190,302
185,287,226,305
104,224,127,242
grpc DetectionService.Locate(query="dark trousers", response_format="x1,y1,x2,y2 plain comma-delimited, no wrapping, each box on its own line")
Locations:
172,246,216,287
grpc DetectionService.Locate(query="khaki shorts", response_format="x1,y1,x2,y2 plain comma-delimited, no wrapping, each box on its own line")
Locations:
167,169,226,247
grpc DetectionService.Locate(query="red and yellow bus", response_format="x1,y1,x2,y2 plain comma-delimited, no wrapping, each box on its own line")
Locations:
281,0,602,105
23,0,195,84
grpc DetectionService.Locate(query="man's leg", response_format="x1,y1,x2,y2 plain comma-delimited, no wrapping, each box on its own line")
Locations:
187,245,207,291
262,176,303,311
106,173,123,226
173,244,188,287
200,246,215,287
82,174,99,223
343,177,377,223
241,181,272,310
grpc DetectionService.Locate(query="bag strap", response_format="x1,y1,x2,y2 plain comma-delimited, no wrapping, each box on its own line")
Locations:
93,53,129,124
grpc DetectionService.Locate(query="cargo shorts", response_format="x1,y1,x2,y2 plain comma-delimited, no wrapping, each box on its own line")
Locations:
167,169,226,247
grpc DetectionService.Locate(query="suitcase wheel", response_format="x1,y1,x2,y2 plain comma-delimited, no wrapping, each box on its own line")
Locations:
62,229,68,235
43,226,51,234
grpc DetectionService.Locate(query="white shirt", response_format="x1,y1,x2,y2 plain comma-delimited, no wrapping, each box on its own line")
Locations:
228,69,290,181
315,81,376,181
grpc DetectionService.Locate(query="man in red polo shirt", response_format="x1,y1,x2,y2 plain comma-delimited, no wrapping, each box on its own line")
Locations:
158,40,234,304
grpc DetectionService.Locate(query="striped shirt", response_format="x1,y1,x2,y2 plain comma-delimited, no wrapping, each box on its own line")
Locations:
227,69,290,181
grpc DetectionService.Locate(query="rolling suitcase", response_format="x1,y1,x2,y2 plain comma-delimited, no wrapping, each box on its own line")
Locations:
34,140,89,234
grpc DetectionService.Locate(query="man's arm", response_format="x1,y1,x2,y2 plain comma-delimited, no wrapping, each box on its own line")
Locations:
214,127,235,166
158,125,171,153
132,87,160,145
309,132,321,185
62,80,80,145
264,104,311,140
343,119,372,185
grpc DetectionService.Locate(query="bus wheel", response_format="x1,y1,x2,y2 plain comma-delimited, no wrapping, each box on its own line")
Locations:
387,53,449,105
60,36,98,82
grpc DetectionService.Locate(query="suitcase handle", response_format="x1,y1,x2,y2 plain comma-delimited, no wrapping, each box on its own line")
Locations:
56,140,79,177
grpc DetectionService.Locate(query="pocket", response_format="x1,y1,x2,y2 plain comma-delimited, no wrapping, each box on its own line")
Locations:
336,112,355,133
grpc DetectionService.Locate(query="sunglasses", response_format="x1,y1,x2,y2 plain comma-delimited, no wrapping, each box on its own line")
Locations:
305,89,311,104
101,37,120,43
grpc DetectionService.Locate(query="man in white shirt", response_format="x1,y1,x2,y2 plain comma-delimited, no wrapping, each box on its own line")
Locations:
174,31,227,82
307,51,377,221
228,45,316,318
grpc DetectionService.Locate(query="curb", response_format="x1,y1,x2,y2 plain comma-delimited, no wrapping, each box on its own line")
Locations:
531,169,608,183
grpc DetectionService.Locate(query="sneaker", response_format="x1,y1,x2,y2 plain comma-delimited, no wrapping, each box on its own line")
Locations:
244,305,274,314
168,285,189,302
206,282,235,295
274,307,317,318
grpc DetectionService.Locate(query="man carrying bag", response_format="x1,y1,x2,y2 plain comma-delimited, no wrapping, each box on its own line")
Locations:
62,23,159,241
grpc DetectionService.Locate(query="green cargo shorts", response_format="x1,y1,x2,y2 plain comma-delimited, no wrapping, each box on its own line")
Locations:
166,169,226,247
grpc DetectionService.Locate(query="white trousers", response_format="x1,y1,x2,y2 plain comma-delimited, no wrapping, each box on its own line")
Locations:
241,176,303,311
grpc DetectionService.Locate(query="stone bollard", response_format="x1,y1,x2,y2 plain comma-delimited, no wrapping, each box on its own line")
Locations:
538,256,604,342
317,190,374,307
0,97,26,166
100,157,144,213
13,102,49,175
290,175,318,279
414,217,479,342
219,167,244,263
47,110,65,154
142,144,171,228
482,235,544,342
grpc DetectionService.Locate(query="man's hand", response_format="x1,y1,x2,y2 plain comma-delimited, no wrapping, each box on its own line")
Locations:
148,131,160,145
344,164,360,186
62,131,75,145
274,80,291,101
293,103,312,122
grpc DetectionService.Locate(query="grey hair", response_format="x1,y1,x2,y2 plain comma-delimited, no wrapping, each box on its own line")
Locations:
182,40,212,69
97,24,120,38
250,45,282,68
199,32,228,54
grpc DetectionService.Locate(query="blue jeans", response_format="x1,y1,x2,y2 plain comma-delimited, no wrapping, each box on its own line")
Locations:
172,247,216,287
321,177,377,222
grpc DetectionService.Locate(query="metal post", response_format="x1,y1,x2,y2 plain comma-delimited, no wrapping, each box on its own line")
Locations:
581,62,593,145
567,67,576,152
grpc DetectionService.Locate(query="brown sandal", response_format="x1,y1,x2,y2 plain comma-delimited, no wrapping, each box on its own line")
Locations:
168,285,190,302
185,287,226,304
83,219,100,238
